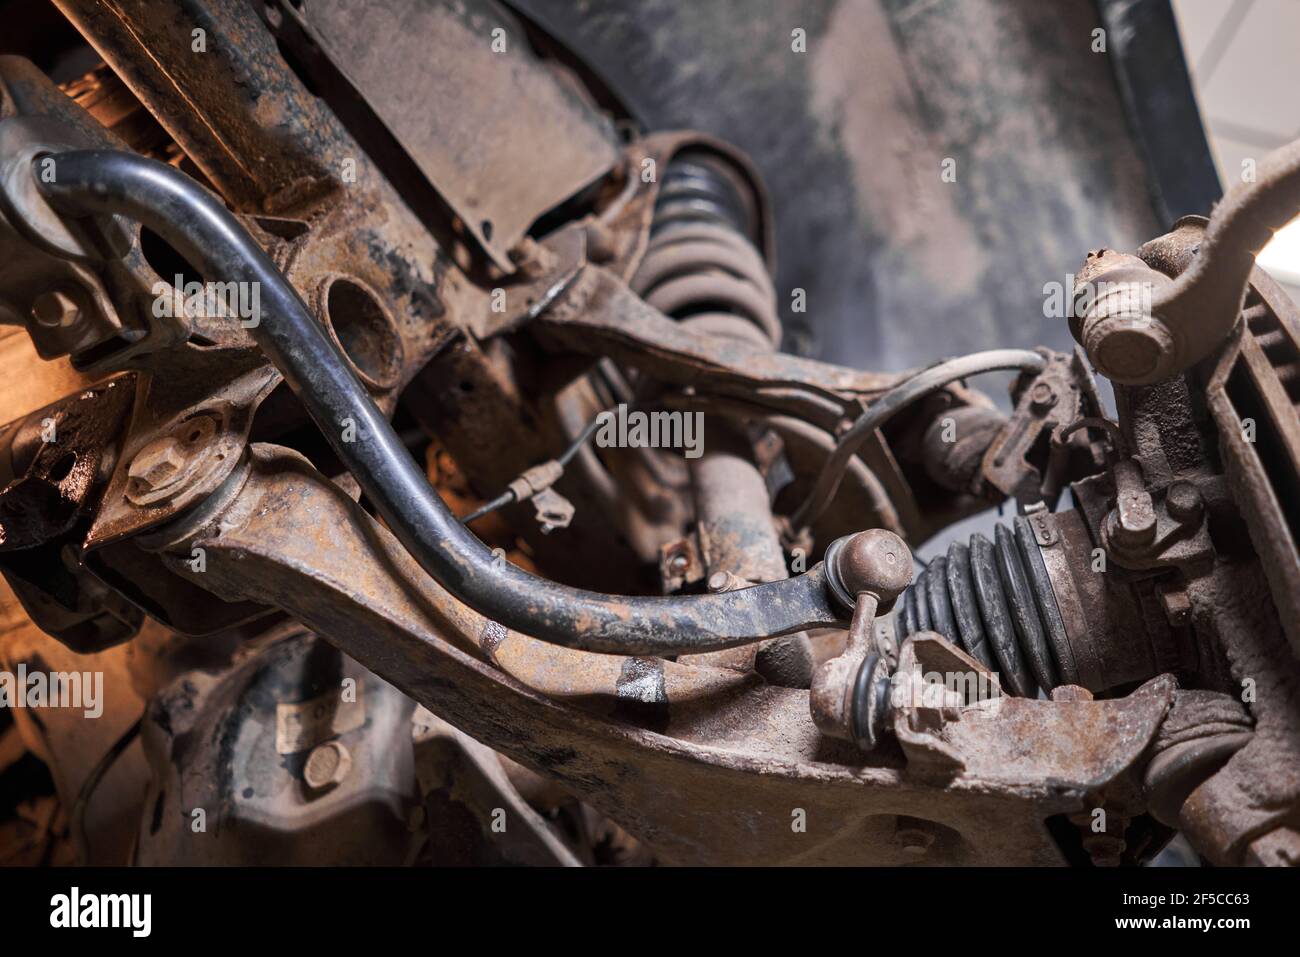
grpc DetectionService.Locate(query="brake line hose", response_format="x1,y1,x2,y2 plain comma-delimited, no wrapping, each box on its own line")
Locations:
790,349,1047,531
36,149,843,655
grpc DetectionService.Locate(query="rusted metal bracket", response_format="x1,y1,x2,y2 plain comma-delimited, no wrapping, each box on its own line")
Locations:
1078,136,1300,385
260,0,620,271
119,444,1186,864
891,633,1176,791
977,348,1106,506
533,263,898,428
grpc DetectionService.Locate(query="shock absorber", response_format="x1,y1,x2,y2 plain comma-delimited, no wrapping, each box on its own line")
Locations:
630,148,813,685
896,515,1070,697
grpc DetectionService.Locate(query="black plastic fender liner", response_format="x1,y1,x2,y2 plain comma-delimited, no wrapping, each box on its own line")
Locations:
37,149,844,655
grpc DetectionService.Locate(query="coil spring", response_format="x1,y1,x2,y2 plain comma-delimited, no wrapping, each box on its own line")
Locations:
895,515,1072,697
631,151,780,349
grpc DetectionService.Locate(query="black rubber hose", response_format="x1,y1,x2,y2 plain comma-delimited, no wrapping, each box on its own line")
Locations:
38,149,842,655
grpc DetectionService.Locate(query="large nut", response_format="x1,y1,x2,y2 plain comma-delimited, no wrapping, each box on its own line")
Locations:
124,415,219,505
127,435,188,490
30,289,82,328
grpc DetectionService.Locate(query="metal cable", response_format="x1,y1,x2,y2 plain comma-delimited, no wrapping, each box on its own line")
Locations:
461,406,613,524
791,349,1047,530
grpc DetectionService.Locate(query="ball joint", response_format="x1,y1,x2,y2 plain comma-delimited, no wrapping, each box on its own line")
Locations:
813,529,913,746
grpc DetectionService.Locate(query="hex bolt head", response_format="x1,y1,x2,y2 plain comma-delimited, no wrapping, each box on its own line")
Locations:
124,415,219,505
1029,381,1057,411
127,435,188,493
1110,490,1157,550
30,289,82,328
708,570,743,592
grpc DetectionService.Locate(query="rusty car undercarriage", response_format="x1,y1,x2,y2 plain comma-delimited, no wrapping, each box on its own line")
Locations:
0,0,1298,871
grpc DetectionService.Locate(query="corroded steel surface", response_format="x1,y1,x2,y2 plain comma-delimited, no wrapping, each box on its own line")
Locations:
146,447,1183,865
